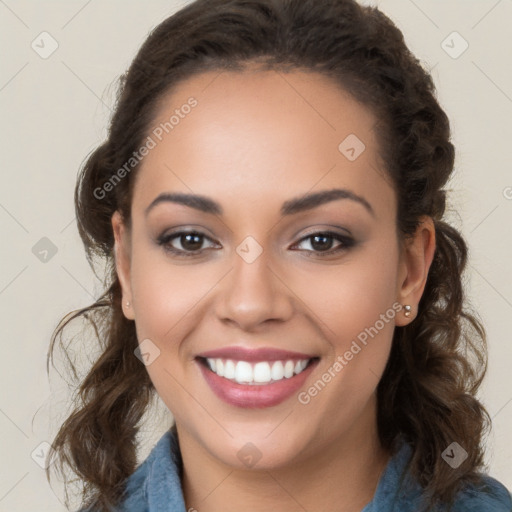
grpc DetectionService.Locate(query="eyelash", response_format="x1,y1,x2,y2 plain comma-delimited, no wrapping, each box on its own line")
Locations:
157,229,355,258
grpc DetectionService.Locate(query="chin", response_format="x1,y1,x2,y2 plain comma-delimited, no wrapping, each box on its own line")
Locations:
203,429,308,471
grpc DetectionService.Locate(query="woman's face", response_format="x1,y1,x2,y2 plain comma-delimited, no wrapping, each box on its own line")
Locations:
113,68,430,469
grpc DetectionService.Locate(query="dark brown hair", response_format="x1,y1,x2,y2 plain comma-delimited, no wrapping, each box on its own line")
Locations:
46,0,493,510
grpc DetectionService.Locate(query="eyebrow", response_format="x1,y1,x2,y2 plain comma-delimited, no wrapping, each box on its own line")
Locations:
144,188,375,218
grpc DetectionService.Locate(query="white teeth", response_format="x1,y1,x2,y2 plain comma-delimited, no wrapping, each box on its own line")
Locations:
253,361,271,383
216,359,224,377
271,361,284,380
224,359,236,379
284,360,294,378
205,357,312,384
235,361,253,383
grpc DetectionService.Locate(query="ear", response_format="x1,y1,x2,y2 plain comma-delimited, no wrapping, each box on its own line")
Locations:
112,210,135,320
395,216,436,327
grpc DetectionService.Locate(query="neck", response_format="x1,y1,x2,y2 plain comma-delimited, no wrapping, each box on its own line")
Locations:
178,400,390,512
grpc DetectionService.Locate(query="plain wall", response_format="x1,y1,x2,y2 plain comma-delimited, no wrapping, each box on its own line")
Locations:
0,0,511,510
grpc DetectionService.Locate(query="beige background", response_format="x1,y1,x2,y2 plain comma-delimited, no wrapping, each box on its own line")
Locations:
0,0,511,510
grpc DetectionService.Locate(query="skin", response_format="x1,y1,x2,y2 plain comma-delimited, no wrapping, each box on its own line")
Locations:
112,66,436,512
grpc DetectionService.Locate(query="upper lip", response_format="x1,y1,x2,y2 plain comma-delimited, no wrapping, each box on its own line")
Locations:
196,346,317,362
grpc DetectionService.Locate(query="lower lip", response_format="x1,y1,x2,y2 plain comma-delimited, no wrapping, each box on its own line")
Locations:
197,358,319,408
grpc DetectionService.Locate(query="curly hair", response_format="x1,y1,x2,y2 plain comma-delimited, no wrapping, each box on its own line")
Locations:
46,0,492,510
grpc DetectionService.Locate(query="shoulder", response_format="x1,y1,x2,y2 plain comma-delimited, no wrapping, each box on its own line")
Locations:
448,474,512,512
118,426,186,511
397,471,512,512
385,437,512,512
78,430,176,511
119,430,176,510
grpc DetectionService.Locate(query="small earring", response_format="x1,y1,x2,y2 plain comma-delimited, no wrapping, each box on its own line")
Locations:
404,305,412,317
125,301,130,308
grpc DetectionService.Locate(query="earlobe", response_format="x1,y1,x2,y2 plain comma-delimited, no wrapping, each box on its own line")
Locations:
112,210,135,321
395,216,436,326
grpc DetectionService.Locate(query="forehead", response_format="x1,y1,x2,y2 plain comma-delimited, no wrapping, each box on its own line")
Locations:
131,68,394,218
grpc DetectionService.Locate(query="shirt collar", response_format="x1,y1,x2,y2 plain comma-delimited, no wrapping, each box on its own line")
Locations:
361,434,424,511
146,424,186,512
145,427,420,512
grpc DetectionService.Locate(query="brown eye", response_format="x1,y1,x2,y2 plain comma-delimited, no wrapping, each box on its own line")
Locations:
177,232,204,251
310,234,336,251
157,230,218,257
292,231,355,257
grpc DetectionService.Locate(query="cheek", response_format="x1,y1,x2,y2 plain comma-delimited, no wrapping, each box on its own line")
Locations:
292,233,399,405
128,250,212,412
293,234,400,343
129,247,216,342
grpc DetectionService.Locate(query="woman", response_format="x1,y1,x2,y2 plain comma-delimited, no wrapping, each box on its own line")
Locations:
46,0,512,510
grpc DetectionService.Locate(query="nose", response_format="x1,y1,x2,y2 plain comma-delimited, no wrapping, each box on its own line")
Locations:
214,249,294,331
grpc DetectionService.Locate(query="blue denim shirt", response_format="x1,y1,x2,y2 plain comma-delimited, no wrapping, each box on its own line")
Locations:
81,427,512,511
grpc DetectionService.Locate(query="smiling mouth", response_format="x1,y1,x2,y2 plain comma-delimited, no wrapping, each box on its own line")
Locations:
196,356,320,385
